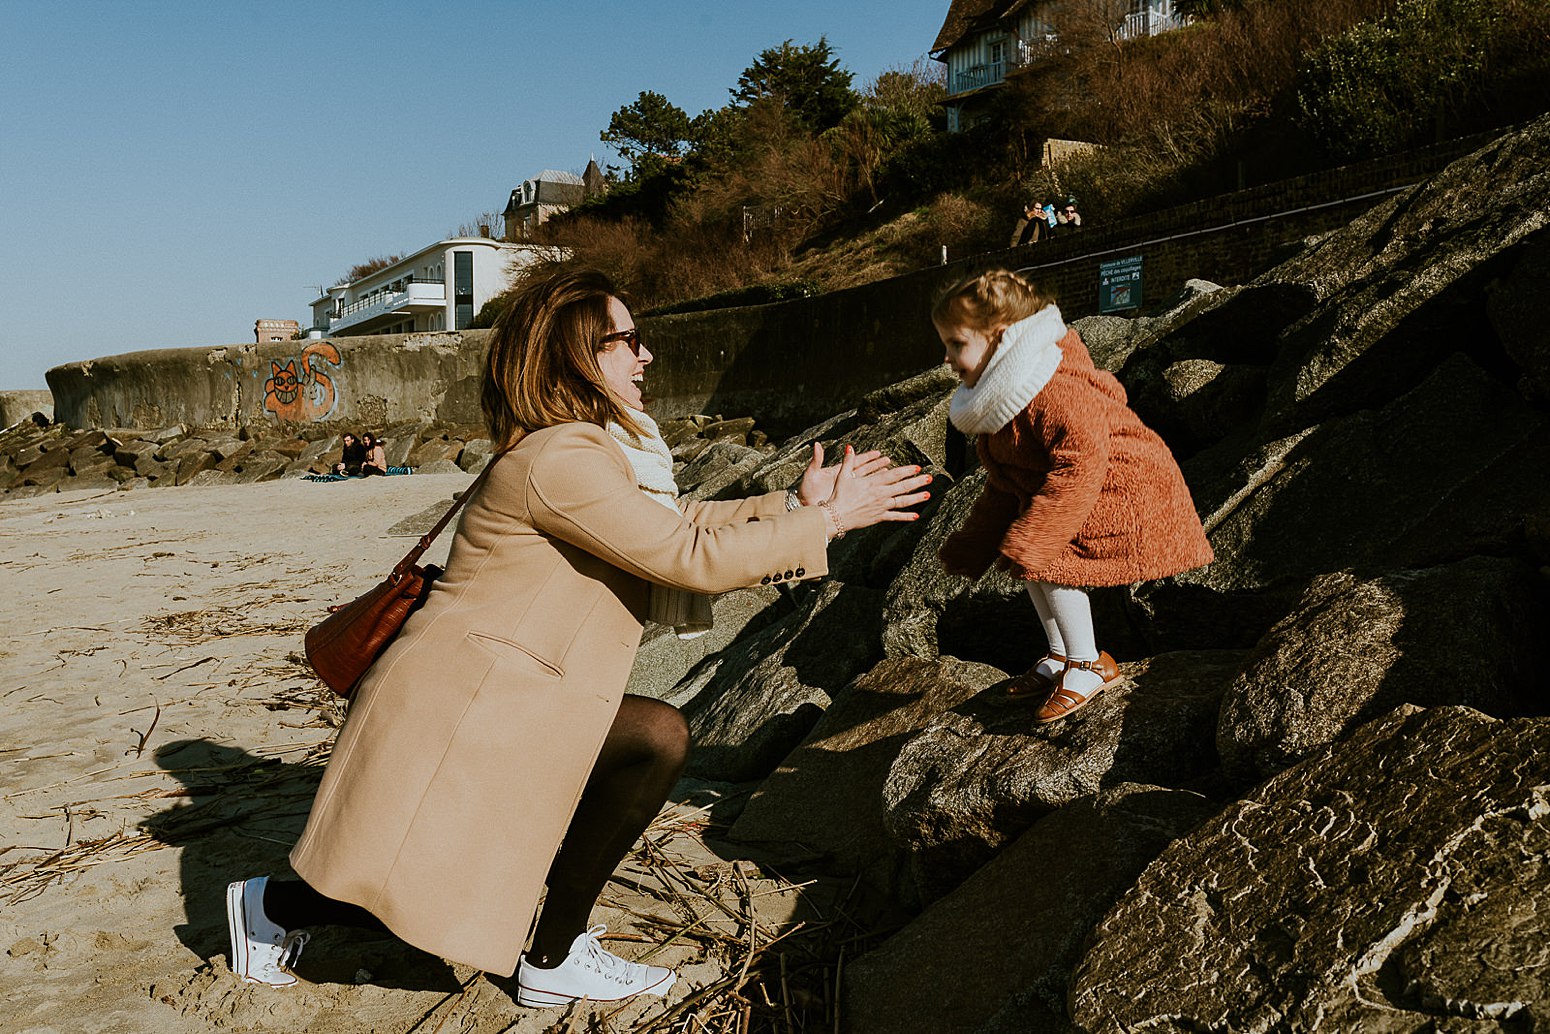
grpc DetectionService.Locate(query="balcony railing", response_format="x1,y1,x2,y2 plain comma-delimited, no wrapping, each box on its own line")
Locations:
950,59,1006,96
329,279,448,332
1118,8,1190,41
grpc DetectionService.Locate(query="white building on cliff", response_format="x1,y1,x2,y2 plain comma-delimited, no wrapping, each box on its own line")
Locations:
309,238,556,337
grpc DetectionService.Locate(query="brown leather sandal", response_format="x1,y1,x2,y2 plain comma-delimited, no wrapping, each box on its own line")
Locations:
1034,651,1120,724
1006,653,1066,698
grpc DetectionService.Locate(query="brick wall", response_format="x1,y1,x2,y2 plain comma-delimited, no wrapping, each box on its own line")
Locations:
991,131,1495,317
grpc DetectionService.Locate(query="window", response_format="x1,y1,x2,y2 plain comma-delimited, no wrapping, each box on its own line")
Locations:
454,251,474,330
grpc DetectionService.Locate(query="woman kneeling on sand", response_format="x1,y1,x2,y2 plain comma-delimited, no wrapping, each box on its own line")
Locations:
225,269,931,1007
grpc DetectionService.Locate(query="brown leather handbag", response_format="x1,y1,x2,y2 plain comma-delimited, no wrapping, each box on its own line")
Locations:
305,459,497,697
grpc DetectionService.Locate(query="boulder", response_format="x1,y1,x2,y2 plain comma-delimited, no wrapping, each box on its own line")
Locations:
844,783,1219,1034
1069,705,1550,1032
414,459,462,476
268,437,310,460
1255,113,1550,438
184,469,236,488
624,583,783,700
1487,225,1550,400
6,482,58,498
22,445,71,477
408,438,459,468
212,439,252,469
230,452,289,484
175,451,219,486
1138,352,1550,649
1217,555,1549,783
457,438,494,472
677,440,768,503
700,416,757,444
883,650,1243,903
678,580,886,783
1130,359,1268,455
879,469,1043,672
112,440,158,468
726,656,1002,903
1073,277,1234,375
384,435,415,468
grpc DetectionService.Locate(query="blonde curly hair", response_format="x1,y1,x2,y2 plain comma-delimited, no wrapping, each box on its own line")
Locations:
932,269,1054,333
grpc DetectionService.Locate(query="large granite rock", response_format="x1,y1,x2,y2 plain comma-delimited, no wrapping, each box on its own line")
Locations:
1218,555,1550,783
844,783,1219,1034
1072,278,1233,375
883,650,1244,902
1488,226,1550,400
677,580,886,782
725,656,1002,904
1136,352,1550,649
1255,113,1550,438
1069,705,1550,1032
624,583,783,699
703,367,959,591
879,468,1042,672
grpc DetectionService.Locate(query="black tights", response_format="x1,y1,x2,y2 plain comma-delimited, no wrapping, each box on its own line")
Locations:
264,695,690,965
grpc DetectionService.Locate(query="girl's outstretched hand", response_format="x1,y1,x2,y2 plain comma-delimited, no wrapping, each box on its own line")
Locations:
818,445,933,539
797,442,890,506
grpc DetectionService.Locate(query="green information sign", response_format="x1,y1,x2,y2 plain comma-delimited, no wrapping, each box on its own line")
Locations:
1099,255,1143,313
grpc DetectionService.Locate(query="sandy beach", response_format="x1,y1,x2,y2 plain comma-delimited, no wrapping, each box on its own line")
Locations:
1,475,824,1034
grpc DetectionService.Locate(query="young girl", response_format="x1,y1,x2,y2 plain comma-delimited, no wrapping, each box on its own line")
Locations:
935,269,1213,722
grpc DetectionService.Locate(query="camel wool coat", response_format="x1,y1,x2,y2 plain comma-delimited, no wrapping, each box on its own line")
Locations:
939,327,1213,587
290,422,830,976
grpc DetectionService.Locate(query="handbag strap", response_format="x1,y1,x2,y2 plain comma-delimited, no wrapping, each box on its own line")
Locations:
388,455,502,581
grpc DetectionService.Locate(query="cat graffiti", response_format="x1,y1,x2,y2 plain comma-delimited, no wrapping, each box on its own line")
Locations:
263,341,341,421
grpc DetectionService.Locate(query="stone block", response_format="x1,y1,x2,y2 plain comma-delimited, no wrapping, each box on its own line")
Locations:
884,650,1244,903
1069,706,1550,1032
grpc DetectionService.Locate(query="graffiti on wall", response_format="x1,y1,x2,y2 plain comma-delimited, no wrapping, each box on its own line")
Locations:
264,341,341,421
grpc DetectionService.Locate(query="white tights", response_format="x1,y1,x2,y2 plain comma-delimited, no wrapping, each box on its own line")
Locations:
1025,582,1105,695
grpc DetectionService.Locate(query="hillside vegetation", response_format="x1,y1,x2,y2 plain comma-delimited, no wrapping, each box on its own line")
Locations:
486,0,1549,321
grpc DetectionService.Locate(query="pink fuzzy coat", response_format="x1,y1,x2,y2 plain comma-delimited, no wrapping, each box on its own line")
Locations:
939,327,1213,587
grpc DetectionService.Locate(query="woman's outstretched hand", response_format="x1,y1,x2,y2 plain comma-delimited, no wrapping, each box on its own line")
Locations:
817,444,932,539
797,442,891,507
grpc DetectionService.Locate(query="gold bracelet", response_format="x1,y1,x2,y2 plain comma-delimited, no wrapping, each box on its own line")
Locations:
819,501,845,540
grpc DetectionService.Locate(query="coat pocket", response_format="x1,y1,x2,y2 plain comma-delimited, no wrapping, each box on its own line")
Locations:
465,630,566,680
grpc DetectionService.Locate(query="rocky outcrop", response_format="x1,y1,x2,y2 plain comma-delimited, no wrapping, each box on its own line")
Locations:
0,411,780,499
882,650,1243,902
725,656,1004,904
844,783,1219,1034
1068,706,1550,1032
1218,555,1549,783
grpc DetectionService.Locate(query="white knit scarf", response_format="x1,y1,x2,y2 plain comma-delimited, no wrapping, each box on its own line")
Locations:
948,304,1067,435
606,410,714,639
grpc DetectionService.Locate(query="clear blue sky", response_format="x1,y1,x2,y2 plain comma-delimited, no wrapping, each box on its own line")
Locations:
0,0,950,390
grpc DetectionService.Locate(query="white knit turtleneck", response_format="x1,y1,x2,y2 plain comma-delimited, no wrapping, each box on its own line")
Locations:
948,304,1067,435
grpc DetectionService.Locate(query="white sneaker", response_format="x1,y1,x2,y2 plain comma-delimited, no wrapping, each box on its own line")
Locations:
226,876,310,987
516,925,677,1007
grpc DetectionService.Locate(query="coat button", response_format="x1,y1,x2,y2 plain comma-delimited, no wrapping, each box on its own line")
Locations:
761,575,772,584
795,567,805,577
784,569,794,580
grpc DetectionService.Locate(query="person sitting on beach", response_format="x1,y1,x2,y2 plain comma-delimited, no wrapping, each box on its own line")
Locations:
934,269,1212,722
359,432,388,476
333,432,366,477
225,268,932,1005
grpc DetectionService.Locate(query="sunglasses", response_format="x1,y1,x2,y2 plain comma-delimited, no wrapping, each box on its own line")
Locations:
599,327,643,356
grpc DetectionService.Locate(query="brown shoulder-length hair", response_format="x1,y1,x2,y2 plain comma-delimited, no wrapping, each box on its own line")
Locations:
931,268,1054,334
481,269,643,450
